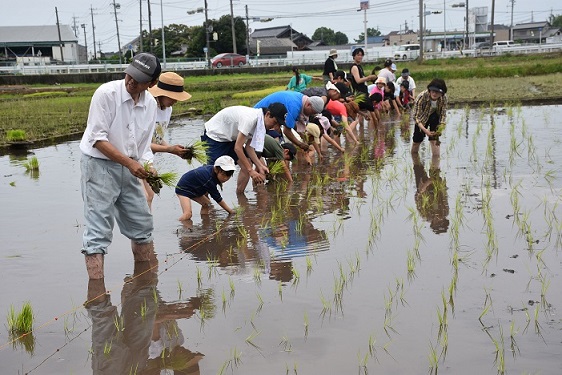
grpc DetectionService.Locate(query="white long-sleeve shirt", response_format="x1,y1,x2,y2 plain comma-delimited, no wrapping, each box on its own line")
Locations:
79,79,157,163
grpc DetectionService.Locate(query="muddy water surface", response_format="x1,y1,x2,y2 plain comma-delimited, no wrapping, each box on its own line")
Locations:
1,105,561,374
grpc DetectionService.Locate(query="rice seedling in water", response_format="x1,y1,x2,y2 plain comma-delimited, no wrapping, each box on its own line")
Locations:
196,266,202,288
103,340,113,356
140,298,148,320
255,292,264,314
303,311,309,339
182,139,209,165
319,291,332,319
229,276,236,298
177,279,183,300
509,320,520,358
279,335,292,352
358,350,369,375
291,265,300,287
245,329,261,350
7,301,34,334
113,315,125,332
427,341,439,375
305,255,313,274
23,156,39,171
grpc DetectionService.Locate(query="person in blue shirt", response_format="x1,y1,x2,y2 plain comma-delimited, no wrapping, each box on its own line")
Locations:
175,155,237,221
254,91,324,152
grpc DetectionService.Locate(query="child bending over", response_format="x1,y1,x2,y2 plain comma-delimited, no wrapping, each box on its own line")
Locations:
175,155,236,221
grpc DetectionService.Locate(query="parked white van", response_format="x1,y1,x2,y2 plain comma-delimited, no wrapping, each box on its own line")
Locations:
492,40,515,48
394,44,420,60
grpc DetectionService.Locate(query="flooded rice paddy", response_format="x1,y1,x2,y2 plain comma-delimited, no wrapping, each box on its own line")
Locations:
1,104,561,374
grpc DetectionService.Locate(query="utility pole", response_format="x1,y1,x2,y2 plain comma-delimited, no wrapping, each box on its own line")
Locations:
72,16,79,37
90,5,97,59
204,0,211,69
509,0,515,40
465,1,469,48
139,0,143,52
55,7,64,62
245,5,250,56
443,0,446,55
112,0,122,64
160,0,166,68
81,23,88,62
490,0,495,46
419,0,424,61
147,0,153,53
230,0,237,53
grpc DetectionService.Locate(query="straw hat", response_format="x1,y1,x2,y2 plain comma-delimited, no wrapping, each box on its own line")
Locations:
329,49,338,57
148,72,191,101
375,76,387,85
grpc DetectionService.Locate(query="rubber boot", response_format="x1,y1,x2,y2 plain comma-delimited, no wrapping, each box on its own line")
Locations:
131,241,154,262
84,253,104,280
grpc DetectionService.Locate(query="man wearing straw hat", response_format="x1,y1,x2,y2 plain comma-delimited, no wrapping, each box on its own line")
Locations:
142,72,192,209
322,49,339,83
79,52,161,280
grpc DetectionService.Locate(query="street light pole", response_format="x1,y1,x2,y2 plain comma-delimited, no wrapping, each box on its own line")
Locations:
81,24,88,62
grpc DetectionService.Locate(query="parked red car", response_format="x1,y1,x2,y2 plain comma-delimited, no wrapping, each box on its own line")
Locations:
211,53,247,68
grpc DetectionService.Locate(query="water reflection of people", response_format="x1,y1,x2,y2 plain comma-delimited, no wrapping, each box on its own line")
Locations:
412,153,449,234
85,253,204,374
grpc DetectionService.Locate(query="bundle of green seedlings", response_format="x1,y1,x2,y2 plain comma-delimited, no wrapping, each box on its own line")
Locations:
6,129,28,142
182,140,209,165
267,160,286,175
143,163,178,194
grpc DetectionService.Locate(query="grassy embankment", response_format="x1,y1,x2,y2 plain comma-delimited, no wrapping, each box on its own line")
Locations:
0,52,561,148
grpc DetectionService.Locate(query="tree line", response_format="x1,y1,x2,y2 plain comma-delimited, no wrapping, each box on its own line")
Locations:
110,15,384,61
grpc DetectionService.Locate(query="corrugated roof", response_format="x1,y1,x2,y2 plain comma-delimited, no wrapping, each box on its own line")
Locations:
0,25,77,44
250,26,291,39
512,22,550,30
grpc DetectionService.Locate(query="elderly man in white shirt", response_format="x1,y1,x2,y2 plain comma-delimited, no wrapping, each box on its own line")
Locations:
79,52,161,280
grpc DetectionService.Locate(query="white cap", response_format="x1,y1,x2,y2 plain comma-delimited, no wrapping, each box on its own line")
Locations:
214,155,237,171
325,81,340,93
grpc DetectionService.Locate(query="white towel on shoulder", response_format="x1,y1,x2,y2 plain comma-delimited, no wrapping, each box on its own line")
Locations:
250,110,266,152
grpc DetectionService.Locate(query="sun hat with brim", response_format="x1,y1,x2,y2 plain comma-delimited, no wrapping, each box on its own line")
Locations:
214,155,237,171
148,72,192,101
329,49,338,57
124,52,161,83
375,77,387,85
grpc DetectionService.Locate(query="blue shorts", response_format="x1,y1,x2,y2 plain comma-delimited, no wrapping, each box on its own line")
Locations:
201,133,237,165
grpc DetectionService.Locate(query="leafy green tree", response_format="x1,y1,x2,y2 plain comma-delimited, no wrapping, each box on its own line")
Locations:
334,31,349,45
549,14,562,28
140,23,192,58
211,15,249,54
312,27,336,44
354,27,382,43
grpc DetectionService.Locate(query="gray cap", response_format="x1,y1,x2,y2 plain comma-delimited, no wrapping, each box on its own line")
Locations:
124,53,161,83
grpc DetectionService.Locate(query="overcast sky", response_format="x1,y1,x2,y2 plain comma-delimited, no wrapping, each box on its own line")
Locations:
2,0,561,53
